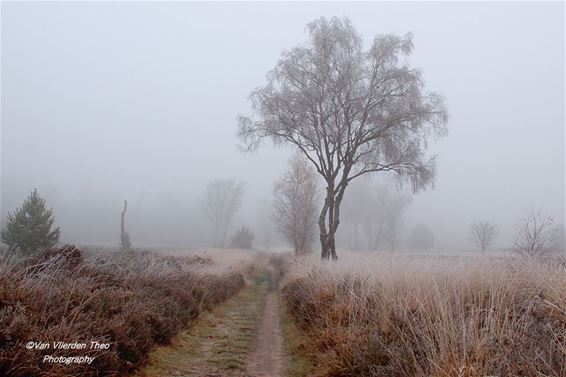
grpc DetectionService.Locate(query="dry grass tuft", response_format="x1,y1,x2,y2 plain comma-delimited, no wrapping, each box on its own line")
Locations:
283,252,566,377
0,245,245,376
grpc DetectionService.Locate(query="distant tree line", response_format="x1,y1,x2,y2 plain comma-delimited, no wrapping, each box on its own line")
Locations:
1,187,564,259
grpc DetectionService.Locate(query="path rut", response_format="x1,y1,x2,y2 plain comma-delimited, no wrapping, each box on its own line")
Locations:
245,269,285,377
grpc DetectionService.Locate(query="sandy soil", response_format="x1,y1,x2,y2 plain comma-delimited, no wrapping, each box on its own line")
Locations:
245,291,285,377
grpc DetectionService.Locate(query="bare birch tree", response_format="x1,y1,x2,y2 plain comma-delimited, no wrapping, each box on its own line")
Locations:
203,179,244,248
468,221,497,254
382,188,412,252
273,154,319,255
238,17,447,259
341,179,372,251
407,223,435,251
551,224,565,253
513,209,556,258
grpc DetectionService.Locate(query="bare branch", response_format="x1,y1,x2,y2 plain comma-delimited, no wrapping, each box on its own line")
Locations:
237,17,448,259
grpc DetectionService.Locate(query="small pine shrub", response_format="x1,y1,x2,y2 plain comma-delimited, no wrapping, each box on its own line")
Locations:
0,189,61,255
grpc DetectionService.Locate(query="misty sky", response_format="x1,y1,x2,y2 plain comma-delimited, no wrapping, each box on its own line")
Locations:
1,2,564,250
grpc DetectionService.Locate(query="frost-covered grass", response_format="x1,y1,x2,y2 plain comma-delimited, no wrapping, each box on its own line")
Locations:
283,251,566,376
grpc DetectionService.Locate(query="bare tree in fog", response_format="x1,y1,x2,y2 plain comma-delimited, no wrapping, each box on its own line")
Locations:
382,189,412,252
341,180,371,250
513,209,557,258
120,200,132,251
238,17,447,260
468,221,497,254
255,199,274,250
342,179,411,251
407,222,435,251
360,183,388,251
551,225,565,253
273,154,319,255
203,179,244,248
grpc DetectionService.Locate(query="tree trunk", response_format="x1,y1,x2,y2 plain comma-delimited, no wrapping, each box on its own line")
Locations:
120,200,130,251
319,185,334,260
320,232,338,260
319,181,344,261
319,217,332,260
120,201,127,242
328,233,337,260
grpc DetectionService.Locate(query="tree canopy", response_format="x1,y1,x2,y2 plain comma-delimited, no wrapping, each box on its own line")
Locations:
239,17,447,259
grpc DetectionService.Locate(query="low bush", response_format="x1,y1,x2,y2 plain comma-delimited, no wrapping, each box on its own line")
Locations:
230,226,254,249
283,253,566,377
0,246,245,376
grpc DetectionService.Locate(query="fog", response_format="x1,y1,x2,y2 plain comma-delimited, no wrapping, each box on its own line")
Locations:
1,2,564,251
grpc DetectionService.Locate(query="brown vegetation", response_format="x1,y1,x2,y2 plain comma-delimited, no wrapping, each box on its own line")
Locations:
283,253,566,376
0,245,245,376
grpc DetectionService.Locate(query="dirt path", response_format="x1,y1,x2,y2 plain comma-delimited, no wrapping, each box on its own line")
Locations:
134,264,287,377
245,274,286,377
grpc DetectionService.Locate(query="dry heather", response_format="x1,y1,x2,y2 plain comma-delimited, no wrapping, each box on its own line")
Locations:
283,252,566,377
0,245,245,376
153,247,260,276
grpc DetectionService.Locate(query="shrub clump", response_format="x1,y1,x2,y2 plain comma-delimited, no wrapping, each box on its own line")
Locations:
230,226,254,249
0,246,245,376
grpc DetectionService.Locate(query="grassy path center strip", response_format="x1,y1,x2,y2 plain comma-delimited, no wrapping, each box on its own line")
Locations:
134,270,269,377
